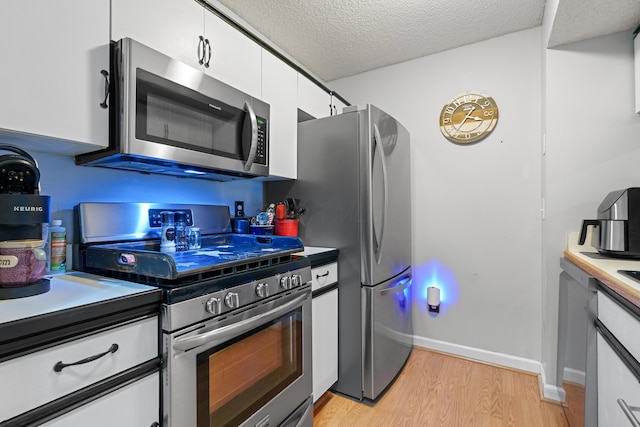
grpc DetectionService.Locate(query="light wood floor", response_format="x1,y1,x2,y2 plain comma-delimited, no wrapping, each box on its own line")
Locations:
313,347,569,427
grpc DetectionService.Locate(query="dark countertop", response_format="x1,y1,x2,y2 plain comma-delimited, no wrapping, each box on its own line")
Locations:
0,272,161,361
295,246,339,267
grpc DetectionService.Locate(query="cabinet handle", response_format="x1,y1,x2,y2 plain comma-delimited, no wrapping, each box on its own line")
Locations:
150,423,160,427
53,343,119,372
99,69,109,109
204,39,212,68
618,398,640,427
333,105,337,115
198,35,205,65
316,271,330,279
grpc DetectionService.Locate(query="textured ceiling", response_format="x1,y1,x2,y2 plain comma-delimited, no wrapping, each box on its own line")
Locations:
211,0,640,82
548,0,640,48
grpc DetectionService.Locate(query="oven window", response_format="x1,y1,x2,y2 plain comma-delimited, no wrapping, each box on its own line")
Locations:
196,308,303,427
136,68,244,160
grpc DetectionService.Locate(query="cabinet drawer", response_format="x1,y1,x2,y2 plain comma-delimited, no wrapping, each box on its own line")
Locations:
597,332,640,426
40,372,159,427
0,316,158,421
311,262,338,292
598,292,640,362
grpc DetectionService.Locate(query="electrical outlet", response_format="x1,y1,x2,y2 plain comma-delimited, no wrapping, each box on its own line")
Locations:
235,201,245,218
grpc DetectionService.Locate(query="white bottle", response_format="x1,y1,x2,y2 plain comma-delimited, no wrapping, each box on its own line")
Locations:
48,219,66,273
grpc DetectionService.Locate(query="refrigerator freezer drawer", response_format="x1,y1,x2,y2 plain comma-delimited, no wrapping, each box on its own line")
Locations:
362,269,413,400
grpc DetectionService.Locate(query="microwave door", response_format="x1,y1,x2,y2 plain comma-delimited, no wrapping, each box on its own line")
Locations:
242,101,258,171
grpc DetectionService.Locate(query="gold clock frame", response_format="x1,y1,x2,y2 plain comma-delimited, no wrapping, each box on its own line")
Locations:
439,91,499,144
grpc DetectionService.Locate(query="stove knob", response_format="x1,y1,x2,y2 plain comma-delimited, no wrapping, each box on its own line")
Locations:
256,283,270,298
224,292,240,308
291,274,302,287
280,276,292,290
205,297,222,315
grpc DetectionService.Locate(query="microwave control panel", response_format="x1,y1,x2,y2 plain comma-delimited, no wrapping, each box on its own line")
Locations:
255,117,267,165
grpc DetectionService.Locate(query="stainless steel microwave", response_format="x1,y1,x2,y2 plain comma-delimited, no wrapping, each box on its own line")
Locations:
76,38,269,180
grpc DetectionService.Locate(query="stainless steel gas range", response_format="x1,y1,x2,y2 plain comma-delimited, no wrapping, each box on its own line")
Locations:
74,202,313,427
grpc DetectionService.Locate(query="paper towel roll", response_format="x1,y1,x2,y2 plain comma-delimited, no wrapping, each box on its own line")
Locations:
427,286,440,306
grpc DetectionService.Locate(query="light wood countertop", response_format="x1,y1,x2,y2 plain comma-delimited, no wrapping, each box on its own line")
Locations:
564,231,640,307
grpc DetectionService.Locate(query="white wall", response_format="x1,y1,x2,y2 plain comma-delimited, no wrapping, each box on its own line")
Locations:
25,150,264,254
542,30,640,387
331,28,543,363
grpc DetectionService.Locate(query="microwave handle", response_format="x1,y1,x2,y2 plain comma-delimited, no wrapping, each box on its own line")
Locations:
243,101,258,171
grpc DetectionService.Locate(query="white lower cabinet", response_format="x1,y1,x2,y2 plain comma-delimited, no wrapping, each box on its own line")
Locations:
597,332,640,426
40,372,159,427
0,316,157,421
0,315,158,424
597,291,640,426
312,290,338,402
311,261,339,402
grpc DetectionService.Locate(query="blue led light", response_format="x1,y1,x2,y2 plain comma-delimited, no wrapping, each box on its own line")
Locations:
413,259,459,314
184,169,206,175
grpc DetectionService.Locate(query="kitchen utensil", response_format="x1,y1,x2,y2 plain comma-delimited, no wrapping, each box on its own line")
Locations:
275,219,298,236
231,218,250,234
250,225,274,235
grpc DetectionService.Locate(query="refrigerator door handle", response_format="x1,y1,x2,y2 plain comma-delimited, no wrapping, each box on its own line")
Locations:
373,124,389,265
379,274,412,296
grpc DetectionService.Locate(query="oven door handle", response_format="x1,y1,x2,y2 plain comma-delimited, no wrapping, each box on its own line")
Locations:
173,291,309,352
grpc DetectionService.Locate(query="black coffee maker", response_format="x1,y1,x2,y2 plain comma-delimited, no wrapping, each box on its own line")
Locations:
0,145,51,299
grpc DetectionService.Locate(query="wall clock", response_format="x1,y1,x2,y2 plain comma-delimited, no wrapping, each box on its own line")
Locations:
439,91,499,144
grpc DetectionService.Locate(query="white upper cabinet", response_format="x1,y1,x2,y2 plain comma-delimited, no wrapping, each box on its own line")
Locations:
204,12,262,99
0,0,110,153
262,50,297,179
111,0,203,70
634,32,640,114
332,96,347,116
297,74,333,119
112,0,261,98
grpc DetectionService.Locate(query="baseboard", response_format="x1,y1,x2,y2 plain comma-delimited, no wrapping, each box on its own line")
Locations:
413,336,565,402
562,367,585,386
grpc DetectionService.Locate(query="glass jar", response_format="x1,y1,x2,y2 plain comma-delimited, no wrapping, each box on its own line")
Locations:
188,227,202,250
174,211,188,252
160,211,176,253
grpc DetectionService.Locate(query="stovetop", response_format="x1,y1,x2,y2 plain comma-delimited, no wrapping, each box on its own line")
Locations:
83,233,304,285
75,202,308,304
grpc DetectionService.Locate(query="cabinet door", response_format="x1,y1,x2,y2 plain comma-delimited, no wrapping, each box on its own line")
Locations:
262,50,297,179
204,12,262,98
312,289,338,402
40,373,160,427
0,0,109,151
298,74,332,119
597,331,640,426
111,0,203,70
332,97,348,116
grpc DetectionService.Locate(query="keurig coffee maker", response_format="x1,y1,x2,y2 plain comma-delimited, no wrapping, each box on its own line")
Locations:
0,145,50,299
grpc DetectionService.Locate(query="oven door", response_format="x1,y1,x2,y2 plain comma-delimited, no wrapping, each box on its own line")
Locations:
164,288,312,427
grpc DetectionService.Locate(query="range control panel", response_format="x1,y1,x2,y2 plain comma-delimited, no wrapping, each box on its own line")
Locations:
149,209,194,227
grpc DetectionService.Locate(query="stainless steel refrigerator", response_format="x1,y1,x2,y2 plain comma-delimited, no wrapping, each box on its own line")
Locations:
267,104,413,401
